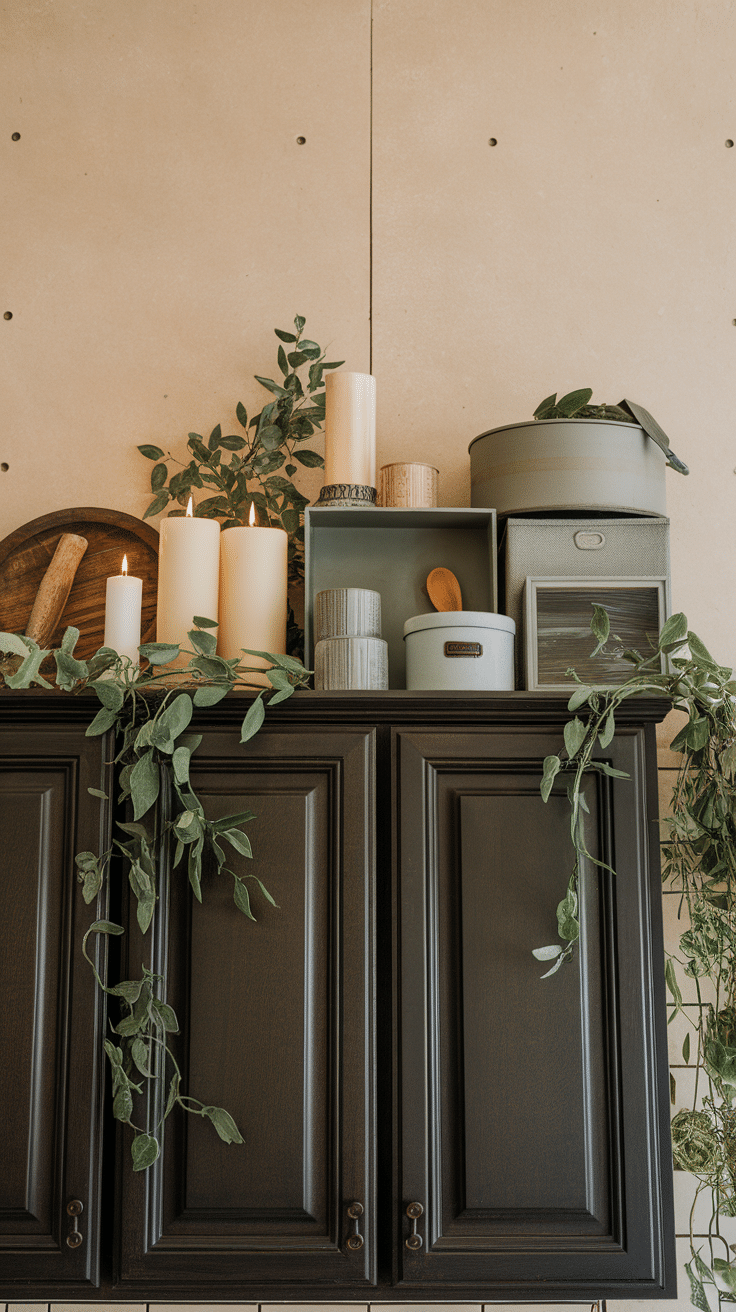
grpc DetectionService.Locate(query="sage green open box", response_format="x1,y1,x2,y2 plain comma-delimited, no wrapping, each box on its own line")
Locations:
304,507,498,689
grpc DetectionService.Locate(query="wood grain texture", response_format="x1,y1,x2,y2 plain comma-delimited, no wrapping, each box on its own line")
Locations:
0,508,159,657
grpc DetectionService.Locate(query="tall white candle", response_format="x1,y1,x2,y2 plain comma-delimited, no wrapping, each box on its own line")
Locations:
156,499,220,668
104,555,142,665
323,371,376,487
217,505,288,685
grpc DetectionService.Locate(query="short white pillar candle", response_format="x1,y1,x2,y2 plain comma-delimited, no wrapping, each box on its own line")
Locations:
104,556,142,665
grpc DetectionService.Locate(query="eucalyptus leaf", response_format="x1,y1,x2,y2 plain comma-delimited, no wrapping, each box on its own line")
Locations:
241,693,265,742
138,444,165,460
193,684,229,707
131,1133,160,1171
130,750,160,821
138,641,181,665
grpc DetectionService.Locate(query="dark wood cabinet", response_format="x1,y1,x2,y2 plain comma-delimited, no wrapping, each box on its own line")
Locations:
0,691,676,1300
0,705,113,1291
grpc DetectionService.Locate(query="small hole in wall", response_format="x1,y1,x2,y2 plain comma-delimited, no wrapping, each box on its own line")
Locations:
727,139,734,148
488,138,498,146
0,464,8,473
3,312,12,320
11,132,20,141
296,136,306,145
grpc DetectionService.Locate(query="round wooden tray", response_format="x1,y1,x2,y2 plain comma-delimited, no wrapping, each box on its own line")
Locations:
0,507,159,658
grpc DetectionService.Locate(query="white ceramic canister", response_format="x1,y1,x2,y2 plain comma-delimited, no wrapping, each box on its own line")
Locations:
315,635,389,690
315,587,382,641
403,611,516,691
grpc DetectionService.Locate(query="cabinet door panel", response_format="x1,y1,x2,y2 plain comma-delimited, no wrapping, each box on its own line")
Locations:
117,726,375,1291
395,725,674,1298
0,726,111,1292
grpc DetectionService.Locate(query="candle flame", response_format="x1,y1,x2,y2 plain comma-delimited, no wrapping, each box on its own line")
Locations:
249,502,256,527
186,496,194,517
121,555,128,576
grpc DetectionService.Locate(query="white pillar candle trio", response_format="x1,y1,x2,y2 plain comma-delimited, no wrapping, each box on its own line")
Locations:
104,369,374,672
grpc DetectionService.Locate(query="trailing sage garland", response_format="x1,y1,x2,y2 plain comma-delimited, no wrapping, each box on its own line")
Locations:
0,621,310,1171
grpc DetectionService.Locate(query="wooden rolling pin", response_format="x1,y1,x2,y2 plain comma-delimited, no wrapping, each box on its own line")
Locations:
25,532,88,647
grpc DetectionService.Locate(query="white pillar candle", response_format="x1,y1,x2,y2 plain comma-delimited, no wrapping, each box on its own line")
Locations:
104,556,142,665
323,371,376,487
156,499,220,668
217,507,288,685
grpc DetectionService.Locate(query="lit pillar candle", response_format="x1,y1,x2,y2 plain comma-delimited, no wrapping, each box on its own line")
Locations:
323,371,376,487
156,498,220,668
104,555,142,665
217,504,288,684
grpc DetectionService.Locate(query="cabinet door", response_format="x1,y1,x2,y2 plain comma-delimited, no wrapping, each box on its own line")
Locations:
117,725,375,1293
394,725,675,1299
0,721,112,1293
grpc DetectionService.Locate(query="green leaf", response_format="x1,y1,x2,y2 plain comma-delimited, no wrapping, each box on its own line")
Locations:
592,761,630,779
685,1260,713,1312
113,1085,134,1122
144,492,170,519
294,314,306,332
540,755,561,802
686,717,710,751
208,424,222,450
274,328,297,343
532,945,563,961
0,631,32,658
222,828,253,858
130,750,160,821
658,611,688,648
151,461,167,491
665,957,683,1009
567,685,593,712
131,1133,160,1171
90,919,125,936
54,647,88,690
240,693,265,743
682,1031,691,1063
188,628,217,655
293,448,324,467
172,746,192,785
131,1037,152,1077
138,444,165,460
90,678,125,711
4,643,53,689
85,705,119,738
151,997,179,1032
563,717,587,761
590,603,611,656
204,1105,244,1144
533,393,557,419
164,1071,181,1118
233,877,255,919
193,684,229,707
688,631,715,664
157,692,193,744
254,374,289,399
193,615,218,628
236,401,249,429
598,709,616,749
556,387,593,416
139,641,180,665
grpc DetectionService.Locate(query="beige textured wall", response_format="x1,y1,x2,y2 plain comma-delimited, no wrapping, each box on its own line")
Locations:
3,0,735,664
2,5,734,1309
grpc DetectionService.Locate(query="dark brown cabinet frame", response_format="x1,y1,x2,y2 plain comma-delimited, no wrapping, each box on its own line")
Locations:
0,691,676,1301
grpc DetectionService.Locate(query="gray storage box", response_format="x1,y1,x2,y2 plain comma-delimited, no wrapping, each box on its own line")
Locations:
502,516,671,687
305,507,498,689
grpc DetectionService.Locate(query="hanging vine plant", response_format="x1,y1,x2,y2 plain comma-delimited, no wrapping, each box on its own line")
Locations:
0,621,311,1171
537,607,736,1310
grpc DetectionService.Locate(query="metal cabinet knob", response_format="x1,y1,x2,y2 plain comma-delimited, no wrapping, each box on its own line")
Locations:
405,1200,423,1250
346,1200,364,1250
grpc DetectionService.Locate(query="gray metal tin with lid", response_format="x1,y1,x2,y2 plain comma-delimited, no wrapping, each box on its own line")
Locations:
403,611,515,690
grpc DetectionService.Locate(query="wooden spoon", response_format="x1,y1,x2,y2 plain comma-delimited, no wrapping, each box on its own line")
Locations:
426,567,462,612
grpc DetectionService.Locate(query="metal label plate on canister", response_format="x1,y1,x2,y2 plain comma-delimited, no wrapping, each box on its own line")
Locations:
444,641,483,657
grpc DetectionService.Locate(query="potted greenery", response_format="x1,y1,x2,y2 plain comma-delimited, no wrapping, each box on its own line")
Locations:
538,606,736,1311
138,315,343,656
468,388,688,518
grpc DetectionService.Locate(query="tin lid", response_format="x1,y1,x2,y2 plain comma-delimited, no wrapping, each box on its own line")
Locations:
403,611,516,638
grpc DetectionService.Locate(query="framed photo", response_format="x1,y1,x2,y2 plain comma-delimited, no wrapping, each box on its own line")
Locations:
524,575,669,691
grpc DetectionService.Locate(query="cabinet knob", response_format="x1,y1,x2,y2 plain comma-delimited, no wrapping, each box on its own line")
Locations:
405,1200,423,1249
66,1198,84,1249
346,1200,364,1250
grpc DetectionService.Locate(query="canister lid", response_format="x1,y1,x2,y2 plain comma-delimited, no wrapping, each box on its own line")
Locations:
403,611,516,637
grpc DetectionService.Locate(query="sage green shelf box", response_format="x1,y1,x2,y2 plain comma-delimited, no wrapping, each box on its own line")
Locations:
305,507,498,689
